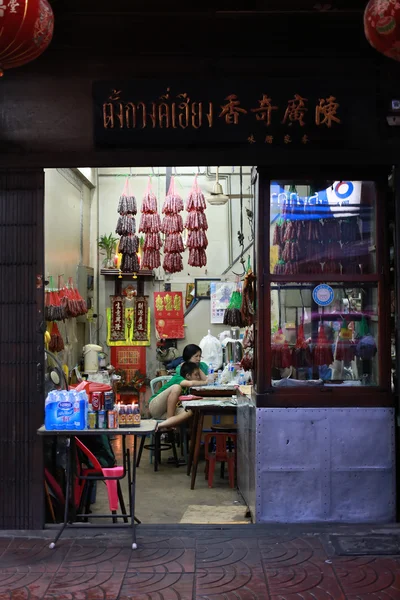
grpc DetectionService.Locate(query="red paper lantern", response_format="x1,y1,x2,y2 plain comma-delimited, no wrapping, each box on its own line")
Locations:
364,0,400,61
0,0,54,76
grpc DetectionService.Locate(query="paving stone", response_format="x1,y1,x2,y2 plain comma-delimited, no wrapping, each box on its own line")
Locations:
0,539,73,572
43,566,127,600
260,535,328,568
196,566,269,599
264,560,346,599
119,571,194,600
196,537,262,570
333,556,400,599
60,540,131,571
128,546,195,573
0,569,54,600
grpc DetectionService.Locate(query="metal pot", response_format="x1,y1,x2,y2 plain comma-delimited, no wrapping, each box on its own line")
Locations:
225,340,243,364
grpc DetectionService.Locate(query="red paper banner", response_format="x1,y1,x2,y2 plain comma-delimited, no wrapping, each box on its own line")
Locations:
110,296,126,341
153,291,184,339
133,296,149,341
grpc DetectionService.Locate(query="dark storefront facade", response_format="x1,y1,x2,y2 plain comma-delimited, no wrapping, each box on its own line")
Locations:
1,3,400,528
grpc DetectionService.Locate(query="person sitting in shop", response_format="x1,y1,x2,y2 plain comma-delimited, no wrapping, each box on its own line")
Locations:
149,361,206,431
175,344,208,381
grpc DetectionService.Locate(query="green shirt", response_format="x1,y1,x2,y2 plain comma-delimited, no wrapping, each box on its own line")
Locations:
149,373,186,403
175,361,208,377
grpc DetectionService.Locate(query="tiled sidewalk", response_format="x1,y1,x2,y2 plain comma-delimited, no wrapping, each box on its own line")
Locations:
1,525,400,599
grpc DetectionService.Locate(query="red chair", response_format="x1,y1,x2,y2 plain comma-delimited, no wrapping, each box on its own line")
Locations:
204,432,237,489
75,437,129,523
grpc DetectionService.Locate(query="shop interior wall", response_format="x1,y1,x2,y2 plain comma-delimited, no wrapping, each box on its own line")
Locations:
44,168,95,369
97,167,254,379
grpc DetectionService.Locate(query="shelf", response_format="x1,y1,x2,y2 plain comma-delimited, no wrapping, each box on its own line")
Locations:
100,269,154,277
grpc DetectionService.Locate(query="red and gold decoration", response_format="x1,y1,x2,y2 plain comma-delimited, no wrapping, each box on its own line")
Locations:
123,284,137,300
184,175,208,267
161,177,184,273
139,178,162,270
116,178,140,273
110,295,126,341
154,291,184,339
111,346,147,394
0,0,54,76
107,305,151,346
364,0,400,61
133,296,149,342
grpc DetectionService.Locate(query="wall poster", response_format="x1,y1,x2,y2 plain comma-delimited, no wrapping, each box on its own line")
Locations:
210,281,237,324
153,291,185,339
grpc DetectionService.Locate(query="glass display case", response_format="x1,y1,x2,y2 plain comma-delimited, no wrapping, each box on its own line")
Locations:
255,175,391,405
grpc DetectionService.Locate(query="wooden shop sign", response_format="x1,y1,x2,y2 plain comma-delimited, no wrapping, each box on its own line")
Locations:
93,78,376,149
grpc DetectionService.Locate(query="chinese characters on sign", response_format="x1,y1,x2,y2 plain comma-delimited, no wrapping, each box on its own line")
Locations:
153,291,184,339
97,84,341,146
133,296,149,342
110,296,125,341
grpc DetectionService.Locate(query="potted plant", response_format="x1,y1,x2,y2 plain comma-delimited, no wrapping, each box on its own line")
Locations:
98,233,119,268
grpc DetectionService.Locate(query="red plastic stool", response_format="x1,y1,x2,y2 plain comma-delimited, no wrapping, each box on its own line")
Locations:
204,433,237,488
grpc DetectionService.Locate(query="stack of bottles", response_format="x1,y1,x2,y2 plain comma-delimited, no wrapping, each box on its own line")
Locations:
87,393,141,429
45,389,88,430
206,361,246,386
45,386,142,430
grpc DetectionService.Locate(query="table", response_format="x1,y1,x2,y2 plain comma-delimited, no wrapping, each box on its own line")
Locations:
37,421,156,549
181,398,238,490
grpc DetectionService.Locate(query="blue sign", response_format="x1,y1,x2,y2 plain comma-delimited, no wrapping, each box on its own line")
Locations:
312,284,334,307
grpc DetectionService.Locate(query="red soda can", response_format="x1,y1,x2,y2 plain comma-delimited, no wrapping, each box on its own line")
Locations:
91,392,102,411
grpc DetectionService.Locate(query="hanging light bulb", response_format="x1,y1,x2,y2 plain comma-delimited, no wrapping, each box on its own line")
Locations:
206,167,230,206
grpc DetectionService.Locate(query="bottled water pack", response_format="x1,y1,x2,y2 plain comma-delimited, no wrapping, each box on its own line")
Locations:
45,389,88,430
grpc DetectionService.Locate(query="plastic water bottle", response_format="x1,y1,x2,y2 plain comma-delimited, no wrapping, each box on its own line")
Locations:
207,363,215,386
216,370,223,386
228,361,234,383
238,370,245,386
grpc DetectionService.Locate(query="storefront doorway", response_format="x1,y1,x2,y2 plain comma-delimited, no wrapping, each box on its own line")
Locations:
0,163,396,529
42,165,256,526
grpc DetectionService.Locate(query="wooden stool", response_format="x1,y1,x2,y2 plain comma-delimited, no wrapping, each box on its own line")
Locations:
204,432,237,488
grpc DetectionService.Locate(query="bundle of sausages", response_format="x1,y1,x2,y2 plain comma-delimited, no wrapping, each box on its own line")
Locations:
139,180,162,270
116,178,140,273
161,177,184,273
184,176,208,268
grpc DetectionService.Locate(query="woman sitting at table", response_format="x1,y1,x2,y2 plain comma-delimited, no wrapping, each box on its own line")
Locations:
175,344,208,382
149,361,206,431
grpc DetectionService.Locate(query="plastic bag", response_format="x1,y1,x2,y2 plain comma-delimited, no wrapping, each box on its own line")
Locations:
199,330,223,369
